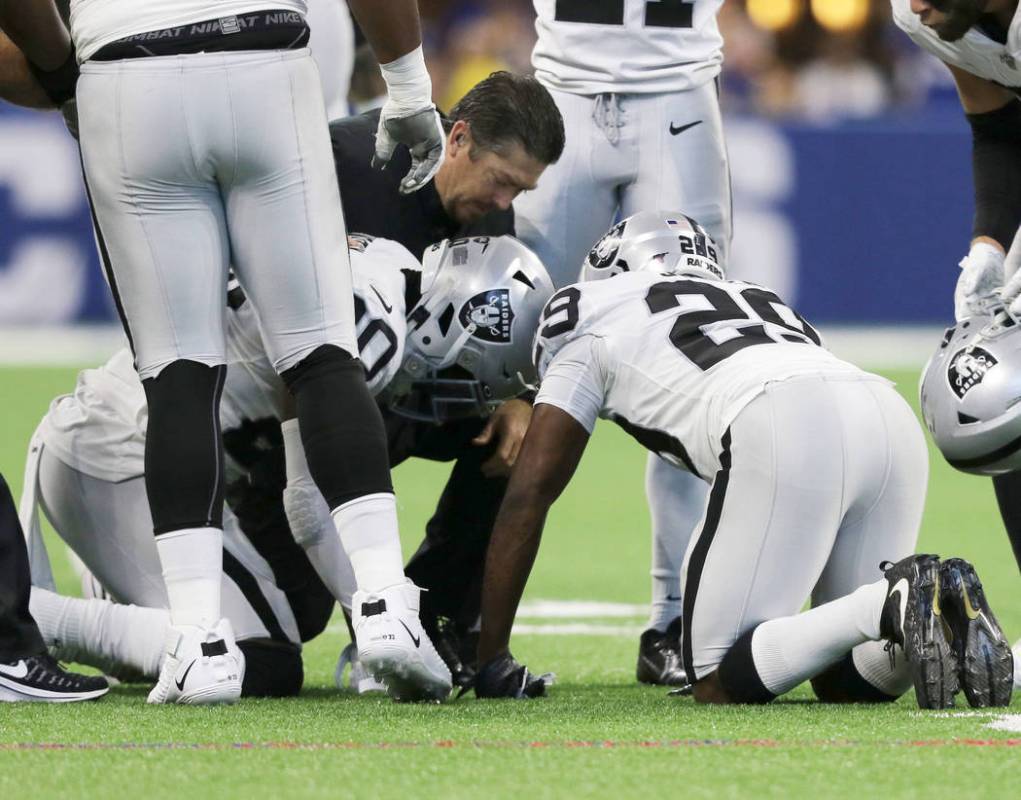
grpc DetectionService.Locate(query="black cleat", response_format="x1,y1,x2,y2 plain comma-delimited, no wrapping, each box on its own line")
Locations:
0,654,109,703
939,558,1013,708
879,554,958,709
428,616,476,689
636,616,688,687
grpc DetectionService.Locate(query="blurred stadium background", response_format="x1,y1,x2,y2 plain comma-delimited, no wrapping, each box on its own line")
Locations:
0,0,968,362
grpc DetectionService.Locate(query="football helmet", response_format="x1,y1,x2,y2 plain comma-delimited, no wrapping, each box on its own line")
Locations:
920,311,1021,475
388,236,555,422
579,211,724,283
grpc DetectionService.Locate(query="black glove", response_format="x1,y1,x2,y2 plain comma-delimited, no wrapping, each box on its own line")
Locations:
474,653,552,699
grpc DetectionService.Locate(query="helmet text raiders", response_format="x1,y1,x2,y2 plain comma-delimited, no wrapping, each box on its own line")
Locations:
579,211,723,284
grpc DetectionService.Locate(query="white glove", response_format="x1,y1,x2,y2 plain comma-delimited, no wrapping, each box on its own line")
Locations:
955,241,1005,322
1001,271,1021,317
372,45,445,195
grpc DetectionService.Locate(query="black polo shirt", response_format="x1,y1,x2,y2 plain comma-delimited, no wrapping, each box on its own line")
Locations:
329,110,515,304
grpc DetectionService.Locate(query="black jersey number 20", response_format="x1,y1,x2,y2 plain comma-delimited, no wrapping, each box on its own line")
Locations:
554,0,694,28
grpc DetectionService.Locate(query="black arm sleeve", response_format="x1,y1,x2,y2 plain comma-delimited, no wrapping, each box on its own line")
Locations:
967,99,1021,250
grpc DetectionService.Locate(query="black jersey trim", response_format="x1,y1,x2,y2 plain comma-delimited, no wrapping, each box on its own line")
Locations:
222,550,290,644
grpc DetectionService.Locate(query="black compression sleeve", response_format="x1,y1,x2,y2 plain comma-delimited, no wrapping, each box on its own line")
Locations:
967,99,1021,250
26,46,78,105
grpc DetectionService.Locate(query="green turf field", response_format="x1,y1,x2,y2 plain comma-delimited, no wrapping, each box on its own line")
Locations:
0,366,1018,800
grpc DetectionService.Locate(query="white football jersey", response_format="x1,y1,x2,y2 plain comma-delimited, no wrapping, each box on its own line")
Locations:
37,236,412,481
531,0,724,95
891,0,1021,90
70,0,308,62
533,271,880,478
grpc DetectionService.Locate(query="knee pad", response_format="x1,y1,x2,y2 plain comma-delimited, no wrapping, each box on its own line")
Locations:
142,360,227,533
810,652,900,704
238,638,304,698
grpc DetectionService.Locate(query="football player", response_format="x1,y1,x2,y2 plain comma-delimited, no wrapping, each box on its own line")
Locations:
474,215,1013,709
891,0,1021,684
514,0,731,687
58,0,447,704
21,235,553,700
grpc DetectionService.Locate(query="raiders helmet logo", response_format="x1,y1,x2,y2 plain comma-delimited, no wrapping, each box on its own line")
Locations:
947,346,998,400
459,289,514,344
587,220,627,271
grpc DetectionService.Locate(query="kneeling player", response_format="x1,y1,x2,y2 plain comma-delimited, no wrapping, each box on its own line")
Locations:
475,215,1012,708
22,234,553,699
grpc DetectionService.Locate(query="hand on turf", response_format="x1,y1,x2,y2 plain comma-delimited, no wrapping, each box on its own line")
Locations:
474,653,552,699
372,104,446,195
955,242,1005,322
472,399,532,478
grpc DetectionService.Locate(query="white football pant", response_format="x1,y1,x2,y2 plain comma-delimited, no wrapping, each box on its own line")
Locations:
34,447,301,645
681,376,928,680
305,0,355,121
77,49,355,379
514,81,732,288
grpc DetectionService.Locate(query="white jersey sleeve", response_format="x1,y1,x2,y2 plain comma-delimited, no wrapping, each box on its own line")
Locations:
531,0,724,95
534,335,606,434
70,1,308,62
534,272,876,478
891,0,1021,90
348,235,411,397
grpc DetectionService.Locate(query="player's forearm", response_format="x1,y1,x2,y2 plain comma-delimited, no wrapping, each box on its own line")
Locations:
478,496,549,663
346,0,422,65
0,0,71,70
0,31,52,107
968,100,1021,251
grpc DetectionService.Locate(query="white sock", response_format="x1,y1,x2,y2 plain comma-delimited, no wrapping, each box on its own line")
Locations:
751,579,887,696
332,493,405,593
852,640,912,697
29,586,167,677
155,527,223,628
645,455,706,631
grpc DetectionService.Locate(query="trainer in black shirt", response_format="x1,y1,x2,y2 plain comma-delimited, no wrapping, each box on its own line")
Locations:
327,72,564,686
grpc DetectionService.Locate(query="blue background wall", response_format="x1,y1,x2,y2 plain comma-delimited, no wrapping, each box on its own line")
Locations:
0,102,972,326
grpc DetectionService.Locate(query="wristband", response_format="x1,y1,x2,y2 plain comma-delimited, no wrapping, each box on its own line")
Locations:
379,44,433,116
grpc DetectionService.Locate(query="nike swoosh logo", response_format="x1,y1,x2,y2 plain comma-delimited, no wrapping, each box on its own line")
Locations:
962,584,980,620
370,285,393,314
175,660,196,692
889,578,910,631
669,120,702,136
398,620,421,648
0,661,29,679
666,595,682,602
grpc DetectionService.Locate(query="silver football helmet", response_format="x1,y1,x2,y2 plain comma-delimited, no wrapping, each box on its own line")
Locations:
579,210,724,283
388,235,555,422
920,310,1021,475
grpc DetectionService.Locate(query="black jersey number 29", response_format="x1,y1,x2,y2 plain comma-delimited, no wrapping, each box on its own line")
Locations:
645,280,821,371
554,0,694,28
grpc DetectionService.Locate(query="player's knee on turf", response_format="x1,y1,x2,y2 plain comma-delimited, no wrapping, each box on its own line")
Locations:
695,627,777,705
280,345,392,509
238,639,304,698
810,653,901,704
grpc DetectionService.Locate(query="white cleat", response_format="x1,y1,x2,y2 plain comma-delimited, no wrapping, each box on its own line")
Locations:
353,581,452,702
1013,639,1021,690
146,619,244,705
334,643,387,695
